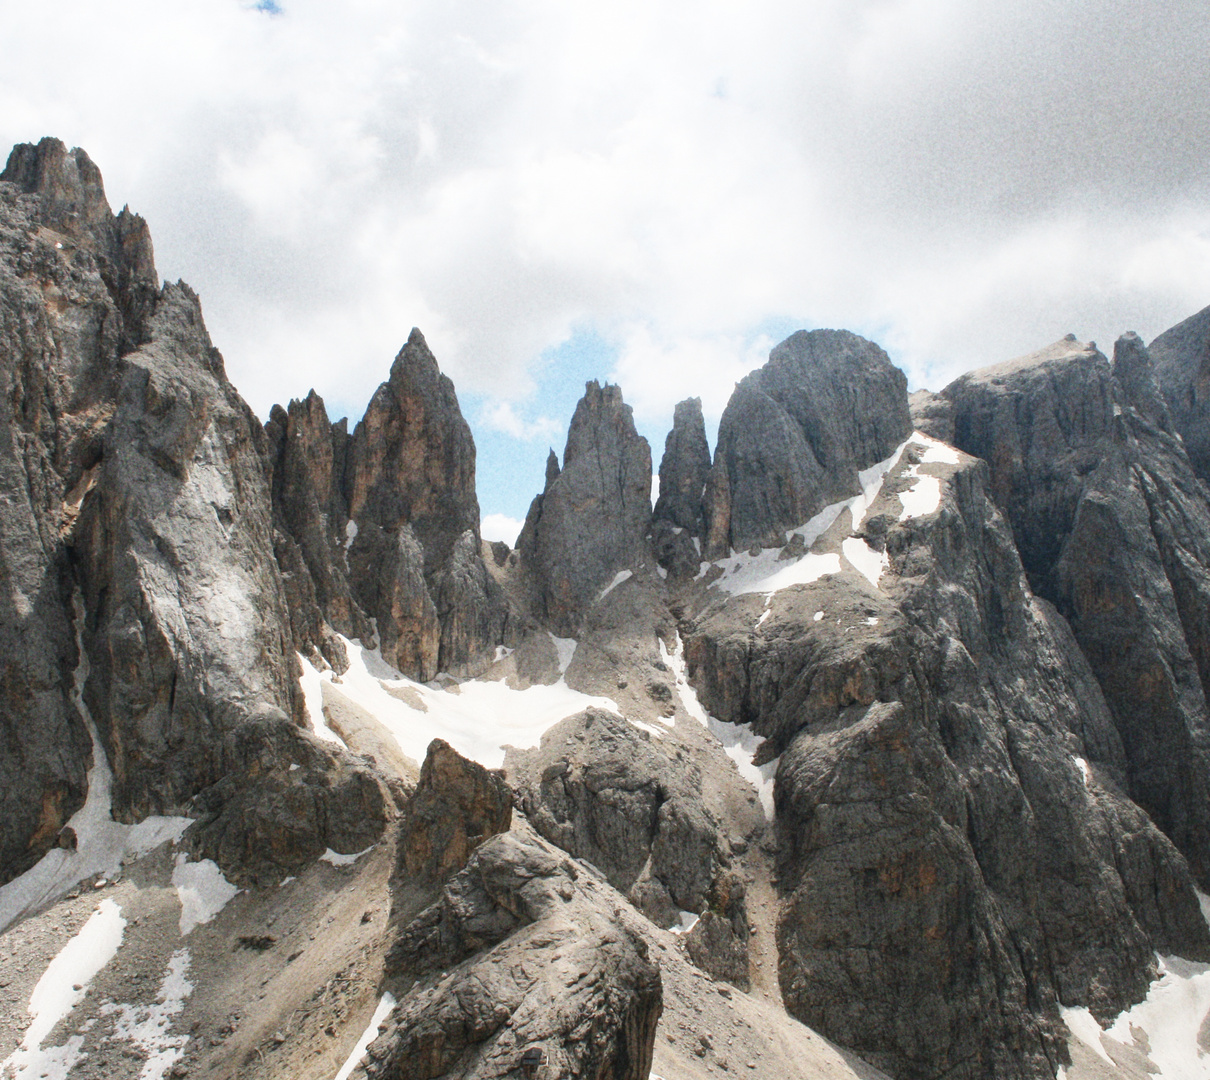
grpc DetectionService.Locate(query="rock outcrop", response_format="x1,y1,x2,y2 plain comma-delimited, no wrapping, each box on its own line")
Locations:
703,329,912,557
1150,304,1210,483
943,335,1210,887
517,381,652,633
506,707,728,928
266,331,510,681
367,827,663,1080
654,396,711,534
399,739,512,881
183,706,394,883
0,138,302,877
684,427,1210,1079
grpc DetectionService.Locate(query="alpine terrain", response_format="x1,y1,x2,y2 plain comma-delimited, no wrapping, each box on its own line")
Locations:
4,138,1210,1080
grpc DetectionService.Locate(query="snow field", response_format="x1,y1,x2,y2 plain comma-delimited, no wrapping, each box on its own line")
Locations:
314,635,621,771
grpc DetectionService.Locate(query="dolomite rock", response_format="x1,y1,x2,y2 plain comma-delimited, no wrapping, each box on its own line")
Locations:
366,828,662,1080
399,739,512,882
269,331,510,682
703,329,912,557
506,707,728,926
1150,303,1210,483
518,382,652,633
943,335,1210,887
684,436,1210,1080
653,396,712,535
183,706,394,884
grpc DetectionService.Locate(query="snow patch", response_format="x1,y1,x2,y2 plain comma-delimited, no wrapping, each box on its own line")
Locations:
0,898,125,1080
914,432,961,464
1061,1006,1116,1066
344,519,358,550
172,855,238,936
0,596,190,935
1074,756,1091,787
668,910,700,935
320,846,373,867
629,720,666,739
493,645,514,662
100,949,194,1080
298,652,349,749
1101,954,1210,1076
551,633,577,675
333,991,397,1080
814,611,824,622
842,537,887,589
598,569,633,601
898,472,941,520
662,635,778,819
308,636,619,771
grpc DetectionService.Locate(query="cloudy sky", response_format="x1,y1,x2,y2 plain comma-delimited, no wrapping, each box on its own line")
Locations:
4,0,1210,540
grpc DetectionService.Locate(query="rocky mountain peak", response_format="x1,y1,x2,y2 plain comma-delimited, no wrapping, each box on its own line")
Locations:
703,328,912,557
2,137,159,345
653,396,711,535
518,380,652,632
1150,303,1210,484
1113,330,1174,431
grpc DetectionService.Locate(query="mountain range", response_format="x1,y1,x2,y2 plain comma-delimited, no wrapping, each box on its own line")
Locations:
4,137,1210,1080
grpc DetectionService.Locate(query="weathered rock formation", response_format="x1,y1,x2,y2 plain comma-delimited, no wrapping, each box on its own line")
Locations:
702,329,912,557
506,707,727,928
654,396,711,534
943,335,1210,887
517,381,652,633
399,738,512,881
183,706,394,883
0,138,305,878
1150,304,1210,483
266,331,510,681
684,416,1210,1079
368,827,663,1080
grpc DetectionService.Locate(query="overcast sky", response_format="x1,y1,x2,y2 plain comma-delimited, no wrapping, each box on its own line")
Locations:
4,0,1210,538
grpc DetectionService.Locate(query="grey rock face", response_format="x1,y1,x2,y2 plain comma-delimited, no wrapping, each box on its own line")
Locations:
265,391,368,667
368,828,662,1080
269,331,510,681
183,706,394,884
0,138,293,878
908,389,954,443
685,444,1210,1079
654,397,711,535
943,335,1210,887
1150,304,1210,483
703,330,912,557
506,708,727,928
518,382,652,633
72,280,304,821
399,738,512,882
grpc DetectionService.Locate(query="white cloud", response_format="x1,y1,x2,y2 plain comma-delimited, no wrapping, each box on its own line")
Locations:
481,513,525,546
478,402,563,443
3,0,1210,429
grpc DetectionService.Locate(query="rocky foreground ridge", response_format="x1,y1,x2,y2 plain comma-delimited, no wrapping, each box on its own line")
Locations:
6,138,1210,1080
